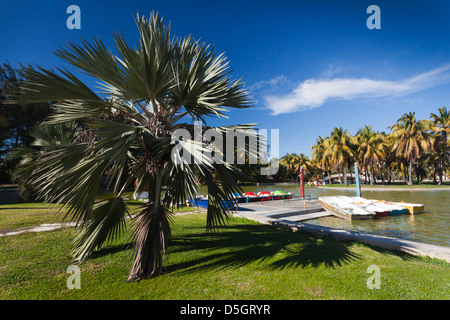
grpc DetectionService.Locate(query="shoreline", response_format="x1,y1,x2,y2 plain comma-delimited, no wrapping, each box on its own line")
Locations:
318,186,450,191
235,182,450,191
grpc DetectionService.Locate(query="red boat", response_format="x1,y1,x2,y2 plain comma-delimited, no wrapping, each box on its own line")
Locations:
237,191,294,203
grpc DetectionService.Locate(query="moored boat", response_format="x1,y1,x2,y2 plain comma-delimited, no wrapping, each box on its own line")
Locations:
346,196,391,217
319,196,375,220
244,192,257,197
355,197,409,216
188,197,208,208
350,196,409,216
235,191,294,203
392,201,425,214
188,196,236,209
373,201,408,215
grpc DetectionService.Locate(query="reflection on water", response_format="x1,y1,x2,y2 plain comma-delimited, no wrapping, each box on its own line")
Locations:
200,184,450,247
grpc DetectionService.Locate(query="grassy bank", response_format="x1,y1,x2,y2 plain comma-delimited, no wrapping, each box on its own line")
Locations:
0,203,449,300
0,201,198,232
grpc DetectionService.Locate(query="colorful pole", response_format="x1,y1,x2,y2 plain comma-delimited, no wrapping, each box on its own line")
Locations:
300,166,304,198
354,162,361,197
323,173,326,185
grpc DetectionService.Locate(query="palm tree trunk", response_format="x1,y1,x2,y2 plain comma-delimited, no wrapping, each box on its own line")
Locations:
403,160,407,184
127,167,171,282
440,131,447,185
343,166,348,186
369,164,374,185
387,166,392,184
349,166,354,184
408,156,413,185
433,164,437,184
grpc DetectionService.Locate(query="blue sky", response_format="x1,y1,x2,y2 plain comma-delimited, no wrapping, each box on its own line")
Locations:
2,0,450,157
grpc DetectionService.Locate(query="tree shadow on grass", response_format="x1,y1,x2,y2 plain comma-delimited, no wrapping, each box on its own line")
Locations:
360,243,416,262
90,242,135,259
88,219,419,276
165,223,363,275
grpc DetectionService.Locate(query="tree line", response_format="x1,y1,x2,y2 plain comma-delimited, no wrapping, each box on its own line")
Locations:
283,108,449,186
0,62,52,182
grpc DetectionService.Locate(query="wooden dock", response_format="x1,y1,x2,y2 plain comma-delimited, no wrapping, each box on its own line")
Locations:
279,211,331,222
234,199,331,223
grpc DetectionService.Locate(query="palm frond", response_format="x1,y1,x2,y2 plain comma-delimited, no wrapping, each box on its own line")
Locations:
71,195,129,263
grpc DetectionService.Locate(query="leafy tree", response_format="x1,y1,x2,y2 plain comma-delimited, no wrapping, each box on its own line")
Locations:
430,106,449,184
0,62,52,181
390,112,431,185
310,136,332,184
356,125,385,185
324,127,355,186
280,153,300,182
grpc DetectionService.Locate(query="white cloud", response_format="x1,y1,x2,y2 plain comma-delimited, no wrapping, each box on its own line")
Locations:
249,75,287,91
264,64,450,115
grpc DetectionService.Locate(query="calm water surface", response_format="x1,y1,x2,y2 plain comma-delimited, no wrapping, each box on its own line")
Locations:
2,184,447,246
201,184,450,247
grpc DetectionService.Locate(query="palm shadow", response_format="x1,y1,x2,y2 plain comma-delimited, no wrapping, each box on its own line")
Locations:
90,242,135,259
165,223,362,275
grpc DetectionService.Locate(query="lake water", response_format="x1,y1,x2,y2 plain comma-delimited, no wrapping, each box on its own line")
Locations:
201,184,450,247
2,184,448,247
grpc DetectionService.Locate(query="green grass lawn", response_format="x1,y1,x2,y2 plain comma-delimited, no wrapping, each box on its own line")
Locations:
0,202,449,300
0,201,199,232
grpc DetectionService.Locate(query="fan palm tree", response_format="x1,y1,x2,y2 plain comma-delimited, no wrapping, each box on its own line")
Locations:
390,112,431,185
324,127,355,186
430,106,449,184
10,12,253,282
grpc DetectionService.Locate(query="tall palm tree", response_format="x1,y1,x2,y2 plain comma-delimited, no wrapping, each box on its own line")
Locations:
390,112,431,185
382,133,398,183
324,127,355,186
280,153,300,182
430,106,449,184
10,12,252,282
310,136,332,184
297,152,312,179
356,126,385,185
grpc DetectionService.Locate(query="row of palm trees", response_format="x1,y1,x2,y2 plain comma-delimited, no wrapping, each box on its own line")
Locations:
283,107,449,186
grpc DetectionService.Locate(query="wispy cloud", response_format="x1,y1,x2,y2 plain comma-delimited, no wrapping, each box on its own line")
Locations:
249,75,287,91
264,64,450,115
